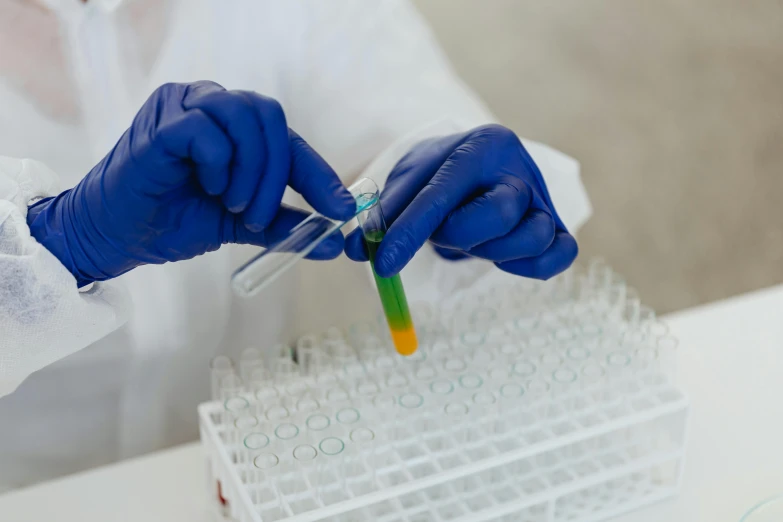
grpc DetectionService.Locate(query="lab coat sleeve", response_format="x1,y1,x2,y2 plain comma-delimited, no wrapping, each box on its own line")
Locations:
0,156,128,397
281,0,591,303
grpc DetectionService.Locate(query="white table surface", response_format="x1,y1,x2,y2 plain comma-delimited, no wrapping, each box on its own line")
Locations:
2,284,783,522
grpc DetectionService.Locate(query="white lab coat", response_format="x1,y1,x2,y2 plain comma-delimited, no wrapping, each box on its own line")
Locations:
0,0,591,490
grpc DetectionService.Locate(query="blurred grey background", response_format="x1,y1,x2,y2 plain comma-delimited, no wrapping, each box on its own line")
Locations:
414,0,783,313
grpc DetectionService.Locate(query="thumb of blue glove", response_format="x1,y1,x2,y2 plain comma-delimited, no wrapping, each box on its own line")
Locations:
27,81,356,287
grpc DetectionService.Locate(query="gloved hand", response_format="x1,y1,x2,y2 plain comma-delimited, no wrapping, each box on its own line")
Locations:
27,81,355,287
345,124,578,279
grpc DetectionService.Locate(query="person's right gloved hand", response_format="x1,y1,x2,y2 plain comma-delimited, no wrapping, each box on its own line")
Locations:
27,81,356,287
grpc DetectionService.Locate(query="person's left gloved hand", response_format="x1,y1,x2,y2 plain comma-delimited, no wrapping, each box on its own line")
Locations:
27,81,355,287
344,124,578,279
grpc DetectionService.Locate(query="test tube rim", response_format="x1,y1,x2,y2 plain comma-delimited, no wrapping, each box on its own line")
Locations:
581,362,606,378
487,365,511,380
472,391,497,406
514,316,540,331
415,367,437,381
443,358,468,373
399,392,425,409
306,413,331,431
499,382,525,398
296,335,318,350
512,360,537,377
244,432,271,450
469,307,498,324
580,323,603,337
224,396,251,413
740,494,783,522
255,385,280,402
293,444,318,462
296,397,321,413
343,360,367,375
635,346,660,365
326,387,351,403
567,346,591,361
385,374,410,388
285,381,310,396
319,436,346,456
210,355,234,370
234,415,260,430
253,452,280,470
553,327,577,342
500,343,523,356
458,373,484,390
526,378,551,394
274,422,301,441
648,320,671,337
460,332,486,347
606,352,633,367
552,368,578,383
349,427,376,444
371,393,397,410
336,407,361,425
265,405,290,422
429,379,455,395
443,401,469,417
540,352,565,366
356,381,381,396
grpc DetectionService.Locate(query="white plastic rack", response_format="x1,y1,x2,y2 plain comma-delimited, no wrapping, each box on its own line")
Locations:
199,260,689,522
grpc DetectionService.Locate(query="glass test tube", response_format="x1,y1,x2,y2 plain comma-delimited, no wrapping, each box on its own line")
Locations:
239,347,264,383
253,452,283,514
741,495,783,522
318,437,346,503
348,427,377,492
244,432,272,468
295,335,321,376
210,356,234,401
356,188,418,356
291,444,319,503
232,177,382,298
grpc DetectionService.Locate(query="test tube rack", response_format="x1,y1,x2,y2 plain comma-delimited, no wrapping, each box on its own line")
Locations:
199,260,689,522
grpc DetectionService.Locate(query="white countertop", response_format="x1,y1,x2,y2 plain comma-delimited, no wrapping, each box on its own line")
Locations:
2,284,783,522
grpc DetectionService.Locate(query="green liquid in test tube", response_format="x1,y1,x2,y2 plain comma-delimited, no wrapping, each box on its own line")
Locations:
357,194,418,356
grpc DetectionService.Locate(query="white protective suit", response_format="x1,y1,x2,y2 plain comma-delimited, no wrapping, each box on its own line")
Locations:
0,0,591,489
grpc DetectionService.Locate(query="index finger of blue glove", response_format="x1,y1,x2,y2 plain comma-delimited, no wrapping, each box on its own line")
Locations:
231,204,345,260
287,130,356,221
156,108,233,196
239,92,291,232
374,145,483,277
183,86,265,213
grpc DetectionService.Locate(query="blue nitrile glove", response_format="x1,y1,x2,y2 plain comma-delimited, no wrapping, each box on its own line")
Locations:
345,124,578,280
27,81,356,287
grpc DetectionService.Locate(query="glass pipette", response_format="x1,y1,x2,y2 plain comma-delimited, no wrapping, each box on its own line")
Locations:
231,177,380,298
357,195,418,356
